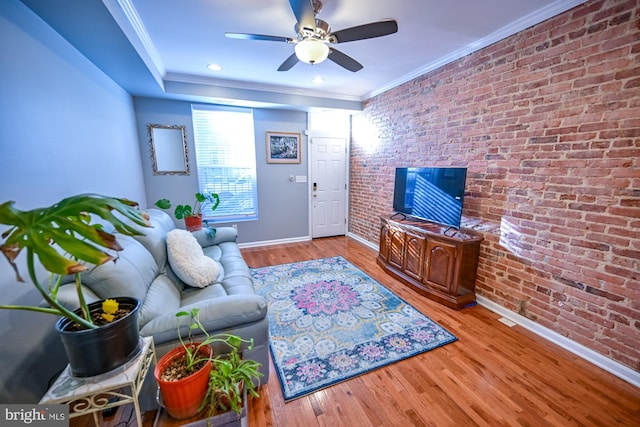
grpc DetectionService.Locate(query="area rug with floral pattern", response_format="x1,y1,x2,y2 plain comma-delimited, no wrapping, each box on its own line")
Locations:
250,256,457,401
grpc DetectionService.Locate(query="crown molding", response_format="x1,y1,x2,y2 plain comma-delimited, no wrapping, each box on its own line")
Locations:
164,72,363,103
163,80,362,111
105,0,588,107
101,0,165,89
367,0,589,99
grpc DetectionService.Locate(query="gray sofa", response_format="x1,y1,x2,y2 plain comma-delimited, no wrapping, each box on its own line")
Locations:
56,209,270,382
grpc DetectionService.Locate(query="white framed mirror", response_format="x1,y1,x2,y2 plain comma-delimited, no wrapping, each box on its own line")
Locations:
148,124,190,175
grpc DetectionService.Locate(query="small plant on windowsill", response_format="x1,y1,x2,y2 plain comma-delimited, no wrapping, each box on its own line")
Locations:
154,192,219,232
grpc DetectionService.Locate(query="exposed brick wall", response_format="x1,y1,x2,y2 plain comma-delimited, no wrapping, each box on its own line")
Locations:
350,0,640,371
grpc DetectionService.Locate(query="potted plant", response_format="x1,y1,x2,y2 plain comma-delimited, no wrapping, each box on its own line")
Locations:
0,193,151,376
200,333,263,425
154,192,220,231
154,308,253,420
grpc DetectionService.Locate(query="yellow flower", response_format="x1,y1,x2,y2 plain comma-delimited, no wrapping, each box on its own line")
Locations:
102,299,119,315
101,313,115,322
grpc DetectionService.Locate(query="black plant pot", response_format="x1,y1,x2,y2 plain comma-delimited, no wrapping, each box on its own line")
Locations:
55,297,141,377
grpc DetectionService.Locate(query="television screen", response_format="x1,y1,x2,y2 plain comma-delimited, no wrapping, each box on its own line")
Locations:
393,167,467,228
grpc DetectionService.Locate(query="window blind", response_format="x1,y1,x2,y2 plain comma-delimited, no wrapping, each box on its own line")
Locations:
191,104,258,222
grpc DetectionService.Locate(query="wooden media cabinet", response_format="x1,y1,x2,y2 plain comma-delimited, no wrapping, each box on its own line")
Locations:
377,216,483,310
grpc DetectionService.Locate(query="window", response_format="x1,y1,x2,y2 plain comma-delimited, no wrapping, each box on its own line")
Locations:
191,104,258,222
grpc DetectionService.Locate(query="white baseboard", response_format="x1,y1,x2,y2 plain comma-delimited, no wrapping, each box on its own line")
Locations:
241,233,374,250
477,295,640,388
243,234,640,389
347,232,378,250
237,235,311,249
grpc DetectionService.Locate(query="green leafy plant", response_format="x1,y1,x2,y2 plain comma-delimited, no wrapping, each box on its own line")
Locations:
200,336,263,418
173,308,254,375
175,308,262,419
175,308,230,373
155,192,220,220
0,194,150,329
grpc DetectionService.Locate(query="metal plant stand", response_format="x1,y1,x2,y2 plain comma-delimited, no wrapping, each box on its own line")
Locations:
40,336,156,427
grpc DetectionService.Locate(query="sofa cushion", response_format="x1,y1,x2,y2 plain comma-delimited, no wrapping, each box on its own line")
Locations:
180,283,228,306
140,294,268,345
132,209,185,291
80,236,157,301
167,229,223,288
138,274,181,327
54,284,101,310
191,227,237,246
201,245,222,261
131,209,175,267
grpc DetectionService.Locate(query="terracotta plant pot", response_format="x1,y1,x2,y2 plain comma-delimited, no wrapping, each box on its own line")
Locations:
184,214,203,232
155,344,213,420
55,297,141,377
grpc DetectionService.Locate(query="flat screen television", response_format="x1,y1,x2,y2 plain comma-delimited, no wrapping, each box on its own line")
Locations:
393,167,467,228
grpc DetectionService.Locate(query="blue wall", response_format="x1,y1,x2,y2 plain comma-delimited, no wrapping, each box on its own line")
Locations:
0,0,146,402
134,97,310,244
0,0,314,403
0,0,311,403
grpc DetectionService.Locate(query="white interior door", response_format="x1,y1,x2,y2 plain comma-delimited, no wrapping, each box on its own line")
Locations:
310,136,347,238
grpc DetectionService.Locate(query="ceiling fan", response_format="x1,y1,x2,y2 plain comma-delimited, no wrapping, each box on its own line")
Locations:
225,0,398,72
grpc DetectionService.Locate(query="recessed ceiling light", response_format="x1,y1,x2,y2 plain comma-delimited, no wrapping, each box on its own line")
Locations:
207,64,223,71
312,76,324,84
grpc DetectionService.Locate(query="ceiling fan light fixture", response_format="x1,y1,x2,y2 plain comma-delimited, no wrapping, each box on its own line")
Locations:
294,39,329,65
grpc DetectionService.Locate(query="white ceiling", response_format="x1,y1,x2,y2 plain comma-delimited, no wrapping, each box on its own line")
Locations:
22,0,587,110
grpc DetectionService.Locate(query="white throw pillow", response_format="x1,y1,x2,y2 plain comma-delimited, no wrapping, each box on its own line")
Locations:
166,229,223,288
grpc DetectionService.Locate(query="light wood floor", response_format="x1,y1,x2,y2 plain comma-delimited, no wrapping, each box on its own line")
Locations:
76,236,640,426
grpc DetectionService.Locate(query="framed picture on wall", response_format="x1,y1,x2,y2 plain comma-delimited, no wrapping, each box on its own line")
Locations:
266,131,301,164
